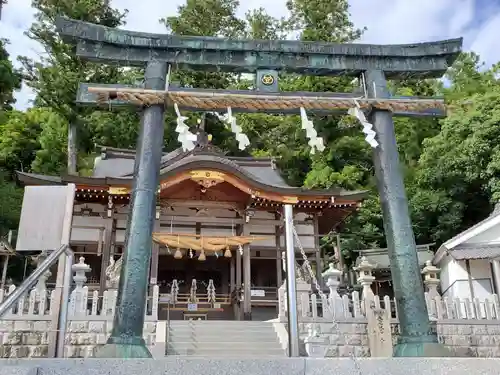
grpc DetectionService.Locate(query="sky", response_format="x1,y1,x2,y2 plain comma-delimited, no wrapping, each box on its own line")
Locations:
1,0,499,110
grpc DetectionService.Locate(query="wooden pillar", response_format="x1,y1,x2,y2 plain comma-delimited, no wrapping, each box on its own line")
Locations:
313,214,322,287
275,212,283,303
235,224,242,320
150,214,160,287
242,225,252,320
48,184,75,358
99,217,115,297
230,256,235,291
1,255,9,289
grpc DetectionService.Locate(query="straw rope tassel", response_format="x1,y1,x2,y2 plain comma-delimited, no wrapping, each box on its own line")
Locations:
174,235,182,259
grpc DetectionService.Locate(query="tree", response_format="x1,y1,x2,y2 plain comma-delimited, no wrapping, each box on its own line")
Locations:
161,0,253,155
0,38,23,238
285,0,364,42
18,0,128,174
412,83,500,245
0,39,21,113
0,168,22,236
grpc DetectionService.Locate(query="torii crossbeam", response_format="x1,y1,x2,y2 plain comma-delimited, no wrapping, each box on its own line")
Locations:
56,16,462,358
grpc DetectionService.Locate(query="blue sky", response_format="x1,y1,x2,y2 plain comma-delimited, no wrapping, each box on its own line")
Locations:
1,0,499,110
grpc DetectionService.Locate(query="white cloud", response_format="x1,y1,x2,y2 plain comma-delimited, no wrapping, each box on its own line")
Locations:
1,0,499,110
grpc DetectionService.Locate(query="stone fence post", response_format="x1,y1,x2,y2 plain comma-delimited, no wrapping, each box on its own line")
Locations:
277,277,312,322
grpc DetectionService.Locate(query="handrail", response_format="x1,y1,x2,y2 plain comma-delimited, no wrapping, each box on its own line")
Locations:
166,300,171,353
0,244,74,358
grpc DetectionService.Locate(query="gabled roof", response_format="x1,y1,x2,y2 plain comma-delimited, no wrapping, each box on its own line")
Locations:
17,144,368,200
355,244,434,269
433,204,500,264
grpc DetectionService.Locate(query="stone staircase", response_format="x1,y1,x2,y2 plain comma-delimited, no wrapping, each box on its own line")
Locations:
166,320,286,357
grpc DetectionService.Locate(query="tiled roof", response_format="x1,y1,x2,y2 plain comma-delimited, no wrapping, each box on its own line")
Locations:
451,244,500,260
434,203,500,264
16,145,368,199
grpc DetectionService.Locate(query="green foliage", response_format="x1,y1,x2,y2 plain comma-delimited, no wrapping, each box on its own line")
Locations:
0,39,21,111
0,168,23,237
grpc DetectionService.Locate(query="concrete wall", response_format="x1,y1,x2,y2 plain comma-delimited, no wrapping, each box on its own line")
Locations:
439,255,495,300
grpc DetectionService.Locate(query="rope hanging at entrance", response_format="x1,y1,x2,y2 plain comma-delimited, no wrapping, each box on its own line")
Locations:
88,86,446,113
152,233,269,260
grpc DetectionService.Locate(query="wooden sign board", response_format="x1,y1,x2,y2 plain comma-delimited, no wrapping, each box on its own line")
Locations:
251,290,266,297
16,185,75,251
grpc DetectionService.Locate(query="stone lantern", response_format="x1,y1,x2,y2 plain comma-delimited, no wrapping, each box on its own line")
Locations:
321,263,344,317
70,257,91,315
321,263,342,299
354,256,375,300
421,260,440,298
73,257,91,289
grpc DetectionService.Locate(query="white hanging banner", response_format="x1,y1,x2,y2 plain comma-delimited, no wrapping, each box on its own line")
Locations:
174,103,197,151
299,107,325,155
347,103,379,148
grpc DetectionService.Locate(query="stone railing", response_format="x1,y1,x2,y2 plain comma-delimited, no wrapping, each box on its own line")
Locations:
277,260,500,358
280,289,500,323
0,257,161,358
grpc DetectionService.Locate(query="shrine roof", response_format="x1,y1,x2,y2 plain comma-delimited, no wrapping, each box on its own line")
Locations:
16,145,367,200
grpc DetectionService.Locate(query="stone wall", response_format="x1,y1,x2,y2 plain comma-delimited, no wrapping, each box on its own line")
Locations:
0,320,52,358
0,319,158,358
305,319,500,358
436,321,500,357
304,321,369,358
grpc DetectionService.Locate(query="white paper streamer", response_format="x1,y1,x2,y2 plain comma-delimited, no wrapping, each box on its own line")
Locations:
211,108,250,150
174,103,197,151
347,104,379,148
299,107,325,155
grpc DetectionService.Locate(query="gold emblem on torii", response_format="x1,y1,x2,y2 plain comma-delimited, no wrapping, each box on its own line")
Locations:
261,74,275,86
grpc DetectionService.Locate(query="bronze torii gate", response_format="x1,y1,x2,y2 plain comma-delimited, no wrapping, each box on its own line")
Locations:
56,17,462,358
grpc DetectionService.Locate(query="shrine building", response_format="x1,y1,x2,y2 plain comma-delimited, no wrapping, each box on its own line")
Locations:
15,139,366,321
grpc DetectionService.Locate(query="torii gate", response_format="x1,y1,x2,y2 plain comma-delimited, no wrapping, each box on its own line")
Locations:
56,17,462,358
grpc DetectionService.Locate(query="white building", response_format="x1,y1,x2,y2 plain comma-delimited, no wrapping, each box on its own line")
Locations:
433,205,500,300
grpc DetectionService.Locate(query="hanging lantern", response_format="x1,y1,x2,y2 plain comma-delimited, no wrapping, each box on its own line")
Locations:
224,247,232,258
199,250,206,261
174,248,182,259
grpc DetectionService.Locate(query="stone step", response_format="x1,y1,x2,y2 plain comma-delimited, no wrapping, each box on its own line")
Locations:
168,321,276,327
167,333,280,342
167,341,283,350
167,327,278,334
168,330,278,338
166,347,286,356
170,325,274,332
167,319,284,357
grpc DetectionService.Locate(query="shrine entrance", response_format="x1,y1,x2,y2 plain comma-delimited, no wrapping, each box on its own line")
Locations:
157,255,228,296
156,254,233,320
